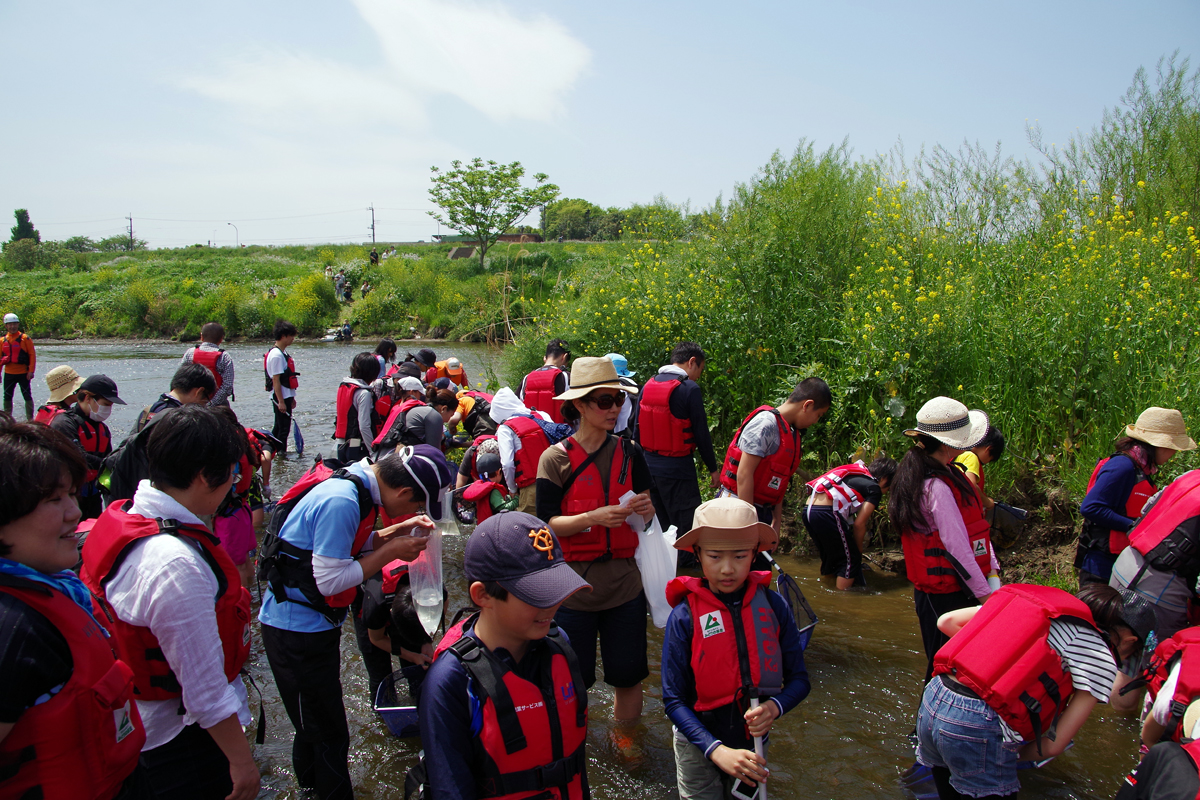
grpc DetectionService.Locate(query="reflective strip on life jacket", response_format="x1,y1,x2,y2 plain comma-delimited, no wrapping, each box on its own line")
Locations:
637,377,693,457
189,347,224,390
522,368,565,424
900,474,993,594
806,462,875,518
718,406,800,506
559,436,639,562
504,416,552,490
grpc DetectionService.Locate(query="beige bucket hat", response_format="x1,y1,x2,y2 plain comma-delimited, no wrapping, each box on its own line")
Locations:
674,496,777,551
45,366,85,403
554,357,638,401
903,396,990,450
1127,407,1197,452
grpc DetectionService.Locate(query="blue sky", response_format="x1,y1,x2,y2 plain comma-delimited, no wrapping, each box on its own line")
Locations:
2,0,1197,247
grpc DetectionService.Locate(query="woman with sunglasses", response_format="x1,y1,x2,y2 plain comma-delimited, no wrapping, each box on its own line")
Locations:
536,357,656,728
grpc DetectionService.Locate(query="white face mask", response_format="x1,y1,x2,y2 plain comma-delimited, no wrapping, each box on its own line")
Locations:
89,403,113,423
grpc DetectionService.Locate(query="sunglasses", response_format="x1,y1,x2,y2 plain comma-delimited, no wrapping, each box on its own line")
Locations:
586,392,626,410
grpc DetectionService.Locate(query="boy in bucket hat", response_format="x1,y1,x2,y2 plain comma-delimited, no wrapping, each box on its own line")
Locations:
662,497,810,800
417,511,592,800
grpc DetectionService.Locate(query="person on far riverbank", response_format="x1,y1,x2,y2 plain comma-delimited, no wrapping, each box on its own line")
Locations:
33,365,84,425
2,313,36,420
265,320,299,454
520,338,570,423
50,375,126,520
133,363,215,436
181,322,235,407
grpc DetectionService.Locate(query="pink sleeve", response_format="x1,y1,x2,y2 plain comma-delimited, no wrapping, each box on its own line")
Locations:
922,479,992,599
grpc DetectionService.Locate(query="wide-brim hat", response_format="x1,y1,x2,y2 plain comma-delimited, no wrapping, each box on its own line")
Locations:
903,396,989,450
603,352,635,377
674,496,777,551
45,366,85,403
1126,407,1197,452
554,357,639,401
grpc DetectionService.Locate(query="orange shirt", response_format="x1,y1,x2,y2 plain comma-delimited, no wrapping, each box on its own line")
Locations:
2,332,35,375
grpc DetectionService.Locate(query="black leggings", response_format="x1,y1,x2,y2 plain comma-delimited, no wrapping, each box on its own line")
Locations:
914,588,975,683
3,372,32,419
932,766,1017,800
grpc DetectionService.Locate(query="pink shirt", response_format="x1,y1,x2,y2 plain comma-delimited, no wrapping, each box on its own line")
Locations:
917,477,998,599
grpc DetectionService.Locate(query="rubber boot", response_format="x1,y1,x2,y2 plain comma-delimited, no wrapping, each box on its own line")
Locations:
24,400,33,421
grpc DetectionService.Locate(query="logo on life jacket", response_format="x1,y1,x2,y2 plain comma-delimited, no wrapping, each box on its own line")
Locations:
701,611,725,638
529,527,555,559
767,476,782,490
973,539,988,558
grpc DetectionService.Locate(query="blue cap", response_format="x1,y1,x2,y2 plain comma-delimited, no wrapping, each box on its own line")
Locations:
465,512,591,607
604,352,634,376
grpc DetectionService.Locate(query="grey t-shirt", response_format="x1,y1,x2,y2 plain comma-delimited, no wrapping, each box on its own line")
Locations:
738,409,781,457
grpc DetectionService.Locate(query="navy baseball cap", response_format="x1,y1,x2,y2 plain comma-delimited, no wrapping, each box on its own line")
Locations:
465,511,591,608
78,374,126,405
393,444,455,519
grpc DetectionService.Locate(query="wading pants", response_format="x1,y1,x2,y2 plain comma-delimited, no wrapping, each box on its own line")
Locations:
3,372,32,420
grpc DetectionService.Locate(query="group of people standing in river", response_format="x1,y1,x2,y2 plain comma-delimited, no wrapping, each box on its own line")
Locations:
4,312,1200,800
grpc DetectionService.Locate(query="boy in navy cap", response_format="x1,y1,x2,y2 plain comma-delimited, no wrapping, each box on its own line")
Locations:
419,511,592,800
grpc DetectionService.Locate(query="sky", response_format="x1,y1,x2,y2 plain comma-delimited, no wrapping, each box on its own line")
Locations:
2,0,1197,248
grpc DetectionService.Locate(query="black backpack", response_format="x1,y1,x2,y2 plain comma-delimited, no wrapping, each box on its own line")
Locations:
101,412,166,502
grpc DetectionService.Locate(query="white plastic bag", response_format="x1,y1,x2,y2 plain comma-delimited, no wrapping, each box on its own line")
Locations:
635,516,678,628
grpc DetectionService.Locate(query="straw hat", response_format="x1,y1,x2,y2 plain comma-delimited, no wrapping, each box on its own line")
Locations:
1126,407,1197,452
903,396,989,450
45,366,85,403
554,357,639,401
674,496,777,551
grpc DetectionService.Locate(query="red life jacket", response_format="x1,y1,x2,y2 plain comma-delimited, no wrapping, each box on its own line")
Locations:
1147,628,1200,742
901,474,993,594
1,332,31,368
380,559,410,596
375,393,395,420
719,406,800,506
1081,454,1158,554
637,376,693,457
933,584,1100,744
0,575,146,800
76,414,112,483
188,346,224,390
522,367,566,424
258,464,379,622
463,389,495,402
806,462,876,518
503,415,552,490
558,436,639,562
1129,470,1200,574
373,398,425,447
464,479,510,524
334,381,375,441
466,434,499,480
81,502,252,701
665,572,783,712
33,403,69,425
432,620,588,800
263,348,299,391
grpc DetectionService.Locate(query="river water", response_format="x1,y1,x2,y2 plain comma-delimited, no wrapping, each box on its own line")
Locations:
34,340,1142,800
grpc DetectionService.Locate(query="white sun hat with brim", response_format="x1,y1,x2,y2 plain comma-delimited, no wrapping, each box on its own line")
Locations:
903,396,990,451
554,357,638,401
1126,407,1197,452
674,496,777,552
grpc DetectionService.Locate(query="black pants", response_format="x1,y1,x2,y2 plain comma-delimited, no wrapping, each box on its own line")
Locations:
261,624,353,800
649,472,703,568
915,588,975,683
351,599,394,704
3,372,32,419
140,723,233,800
931,766,1016,800
271,396,295,453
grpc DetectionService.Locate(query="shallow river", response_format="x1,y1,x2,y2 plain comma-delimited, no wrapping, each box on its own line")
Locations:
35,340,1142,799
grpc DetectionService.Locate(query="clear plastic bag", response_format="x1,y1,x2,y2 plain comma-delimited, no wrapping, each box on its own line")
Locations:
408,527,443,637
635,516,678,628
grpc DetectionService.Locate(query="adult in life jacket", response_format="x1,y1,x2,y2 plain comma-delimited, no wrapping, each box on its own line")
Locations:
0,418,147,800
519,338,571,423
334,352,382,463
416,511,592,800
919,583,1151,799
258,445,455,800
2,312,36,420
50,374,126,521
888,396,1000,682
358,559,439,701
662,497,811,796
265,319,299,454
718,378,831,536
802,456,897,590
538,357,654,724
436,379,499,439
1112,467,1200,643
34,365,85,425
1079,408,1195,586
78,405,261,800
434,356,470,388
491,387,569,514
374,376,444,450
181,322,236,407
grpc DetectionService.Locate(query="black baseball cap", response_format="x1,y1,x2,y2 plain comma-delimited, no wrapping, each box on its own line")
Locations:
465,511,591,608
78,374,126,405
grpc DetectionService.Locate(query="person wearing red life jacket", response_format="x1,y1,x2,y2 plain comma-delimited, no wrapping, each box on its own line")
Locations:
360,559,438,700
1116,735,1200,800
718,377,831,536
536,357,654,728
662,497,810,800
265,319,299,453
803,456,897,590
519,338,571,423
258,445,454,800
374,376,444,450
1141,629,1200,753
918,583,1150,800
2,312,36,420
181,322,236,407
405,346,438,386
889,396,1001,683
454,450,517,527
492,386,569,513
34,365,84,425
333,352,382,463
0,419,148,800
417,510,592,800
78,405,259,800
49,374,127,520
1080,408,1195,587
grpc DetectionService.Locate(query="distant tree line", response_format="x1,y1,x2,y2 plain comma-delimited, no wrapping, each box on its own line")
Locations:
2,209,147,271
538,195,721,241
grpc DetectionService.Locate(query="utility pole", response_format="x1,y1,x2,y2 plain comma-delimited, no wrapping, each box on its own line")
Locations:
368,204,376,244
127,214,134,251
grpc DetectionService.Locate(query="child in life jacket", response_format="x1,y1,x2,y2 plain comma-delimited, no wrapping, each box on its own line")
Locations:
802,456,896,590
1141,628,1200,752
418,511,592,800
1120,702,1200,800
360,560,437,700
953,425,1005,513
661,497,810,800
917,583,1150,800
454,451,517,526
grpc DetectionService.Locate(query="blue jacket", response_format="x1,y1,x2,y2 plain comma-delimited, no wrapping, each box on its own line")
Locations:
1080,454,1145,535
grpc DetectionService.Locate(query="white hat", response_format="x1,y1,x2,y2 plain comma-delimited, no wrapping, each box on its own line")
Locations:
3,313,18,324
397,376,424,392
674,496,777,551
904,396,989,450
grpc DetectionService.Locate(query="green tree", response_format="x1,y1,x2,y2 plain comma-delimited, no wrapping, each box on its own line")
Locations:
10,209,40,244
545,197,603,240
61,235,97,252
428,158,559,270
97,234,148,252
2,238,38,271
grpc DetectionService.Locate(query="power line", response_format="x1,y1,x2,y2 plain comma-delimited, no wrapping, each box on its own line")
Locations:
138,209,363,223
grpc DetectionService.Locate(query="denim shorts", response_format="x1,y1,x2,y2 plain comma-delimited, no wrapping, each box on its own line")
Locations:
916,675,1021,798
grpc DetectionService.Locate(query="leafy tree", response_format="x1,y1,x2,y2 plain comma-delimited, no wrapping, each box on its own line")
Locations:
545,198,603,240
2,238,38,271
10,209,40,244
428,158,559,270
97,234,148,252
61,235,98,252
